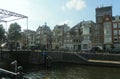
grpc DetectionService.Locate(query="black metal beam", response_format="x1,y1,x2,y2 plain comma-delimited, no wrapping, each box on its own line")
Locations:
0,8,28,22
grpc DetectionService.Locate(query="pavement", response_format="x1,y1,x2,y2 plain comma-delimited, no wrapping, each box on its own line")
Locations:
88,59,120,64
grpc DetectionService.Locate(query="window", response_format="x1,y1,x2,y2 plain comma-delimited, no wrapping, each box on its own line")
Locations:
113,23,117,28
114,30,118,35
112,17,115,20
70,40,72,42
53,32,55,36
96,16,102,22
114,38,118,41
114,37,118,42
84,36,89,40
119,30,120,35
95,32,99,35
118,23,120,28
104,22,112,35
83,44,88,49
67,33,70,37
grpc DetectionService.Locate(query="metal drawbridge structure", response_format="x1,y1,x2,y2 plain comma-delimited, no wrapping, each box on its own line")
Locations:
0,8,28,30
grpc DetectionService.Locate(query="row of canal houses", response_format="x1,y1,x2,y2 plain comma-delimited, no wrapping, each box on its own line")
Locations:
23,21,94,51
22,6,120,51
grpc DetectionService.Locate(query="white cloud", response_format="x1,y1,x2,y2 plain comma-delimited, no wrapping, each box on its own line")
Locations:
58,20,71,25
62,0,86,11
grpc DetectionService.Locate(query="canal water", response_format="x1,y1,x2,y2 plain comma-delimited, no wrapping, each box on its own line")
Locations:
23,63,120,79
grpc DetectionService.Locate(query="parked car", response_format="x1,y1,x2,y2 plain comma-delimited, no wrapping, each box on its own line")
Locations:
111,47,120,53
90,47,102,53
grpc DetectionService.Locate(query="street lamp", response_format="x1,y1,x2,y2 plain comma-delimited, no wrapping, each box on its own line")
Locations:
1,43,7,47
0,42,7,61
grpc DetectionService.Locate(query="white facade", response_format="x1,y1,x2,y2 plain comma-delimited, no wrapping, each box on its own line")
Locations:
81,21,93,51
63,32,73,51
104,21,112,44
23,30,36,46
52,24,70,50
53,24,70,37
36,23,52,50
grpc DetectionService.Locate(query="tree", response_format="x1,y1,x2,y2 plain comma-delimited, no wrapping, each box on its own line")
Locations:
0,24,5,42
8,22,21,41
8,23,21,50
21,32,27,49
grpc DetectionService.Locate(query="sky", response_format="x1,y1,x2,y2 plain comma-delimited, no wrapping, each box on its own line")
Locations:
0,0,120,31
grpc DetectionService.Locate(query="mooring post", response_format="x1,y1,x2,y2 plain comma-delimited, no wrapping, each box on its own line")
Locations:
11,60,17,73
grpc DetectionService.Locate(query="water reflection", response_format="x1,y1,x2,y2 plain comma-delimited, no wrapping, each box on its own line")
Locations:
24,63,120,79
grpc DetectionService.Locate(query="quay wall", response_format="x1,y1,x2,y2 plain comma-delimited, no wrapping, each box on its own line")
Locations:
1,51,120,66
0,51,29,65
79,53,120,61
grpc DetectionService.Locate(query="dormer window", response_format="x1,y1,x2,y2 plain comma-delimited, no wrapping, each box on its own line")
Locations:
112,17,115,20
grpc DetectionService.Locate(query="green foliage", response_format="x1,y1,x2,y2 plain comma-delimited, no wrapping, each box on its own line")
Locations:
8,22,21,41
0,24,5,41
